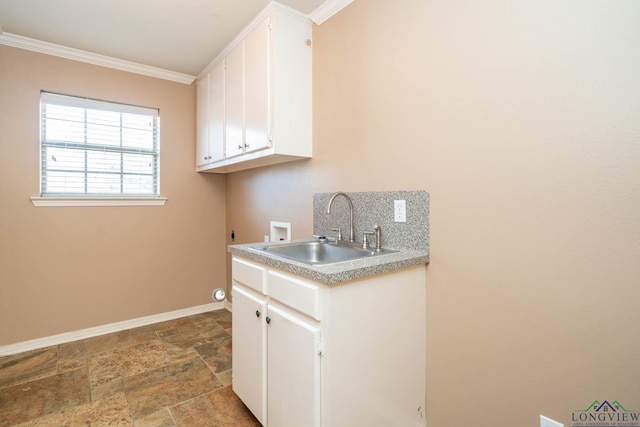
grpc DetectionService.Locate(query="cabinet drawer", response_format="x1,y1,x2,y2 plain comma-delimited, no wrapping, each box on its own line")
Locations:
268,270,321,321
232,257,267,295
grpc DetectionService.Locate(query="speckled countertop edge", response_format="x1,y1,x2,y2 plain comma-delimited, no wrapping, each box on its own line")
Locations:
228,239,429,285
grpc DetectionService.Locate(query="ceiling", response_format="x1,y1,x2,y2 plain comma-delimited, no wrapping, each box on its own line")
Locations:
0,0,329,77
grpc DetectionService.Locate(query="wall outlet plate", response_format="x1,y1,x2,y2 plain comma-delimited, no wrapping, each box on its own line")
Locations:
394,199,406,222
541,415,563,427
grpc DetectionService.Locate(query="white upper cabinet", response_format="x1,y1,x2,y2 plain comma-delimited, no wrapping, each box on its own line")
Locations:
196,3,312,173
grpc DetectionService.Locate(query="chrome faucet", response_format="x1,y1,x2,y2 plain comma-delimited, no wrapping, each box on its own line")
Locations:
326,192,355,242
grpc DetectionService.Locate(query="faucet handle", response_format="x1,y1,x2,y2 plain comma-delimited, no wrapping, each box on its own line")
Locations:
362,231,375,249
373,225,382,251
331,228,343,241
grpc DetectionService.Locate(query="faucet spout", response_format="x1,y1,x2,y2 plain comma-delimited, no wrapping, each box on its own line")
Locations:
326,192,355,242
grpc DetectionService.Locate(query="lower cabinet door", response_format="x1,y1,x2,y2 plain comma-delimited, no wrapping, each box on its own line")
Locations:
232,285,268,425
266,304,321,427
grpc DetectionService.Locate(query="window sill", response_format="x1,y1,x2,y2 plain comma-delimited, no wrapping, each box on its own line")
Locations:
31,197,168,207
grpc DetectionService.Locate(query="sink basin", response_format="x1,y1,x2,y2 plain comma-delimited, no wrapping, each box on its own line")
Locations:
250,241,396,265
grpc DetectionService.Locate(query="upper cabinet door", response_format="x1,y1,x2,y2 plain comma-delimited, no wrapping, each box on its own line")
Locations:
244,16,271,154
196,74,210,167
225,42,244,159
207,60,226,163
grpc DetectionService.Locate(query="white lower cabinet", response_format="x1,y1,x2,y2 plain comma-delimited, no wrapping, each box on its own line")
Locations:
232,256,426,427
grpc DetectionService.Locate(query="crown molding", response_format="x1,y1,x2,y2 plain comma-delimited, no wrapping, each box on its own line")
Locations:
309,0,354,25
0,32,196,85
199,1,311,79
199,0,353,79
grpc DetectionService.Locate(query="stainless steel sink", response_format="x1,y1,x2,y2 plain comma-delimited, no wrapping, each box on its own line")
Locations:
249,241,396,265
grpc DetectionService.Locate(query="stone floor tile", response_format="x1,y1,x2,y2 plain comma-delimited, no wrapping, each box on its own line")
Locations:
156,319,228,349
210,310,232,330
123,357,222,419
88,340,171,388
214,369,232,387
133,409,177,427
57,357,86,374
128,317,193,337
0,347,58,389
0,368,90,426
170,386,261,427
14,392,133,426
91,377,125,402
0,310,238,427
196,336,232,373
58,330,135,363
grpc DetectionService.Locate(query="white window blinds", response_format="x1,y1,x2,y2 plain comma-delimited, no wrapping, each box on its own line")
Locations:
40,92,160,197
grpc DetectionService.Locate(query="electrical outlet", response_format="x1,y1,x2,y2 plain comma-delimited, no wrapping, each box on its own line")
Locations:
540,415,563,427
394,200,406,222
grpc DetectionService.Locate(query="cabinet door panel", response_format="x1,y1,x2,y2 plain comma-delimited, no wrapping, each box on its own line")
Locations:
225,42,244,158
267,304,320,427
207,60,225,163
196,74,209,167
232,285,267,425
244,16,271,153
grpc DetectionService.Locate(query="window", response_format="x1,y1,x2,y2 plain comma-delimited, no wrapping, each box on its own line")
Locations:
38,92,162,204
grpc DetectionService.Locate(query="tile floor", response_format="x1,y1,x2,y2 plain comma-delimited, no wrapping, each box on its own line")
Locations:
0,309,261,426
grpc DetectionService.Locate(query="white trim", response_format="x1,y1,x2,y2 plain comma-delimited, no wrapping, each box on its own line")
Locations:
309,0,354,25
0,302,228,356
198,1,311,79
0,32,196,85
31,197,168,207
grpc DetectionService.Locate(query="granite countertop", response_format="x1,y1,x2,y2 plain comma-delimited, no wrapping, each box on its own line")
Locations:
228,239,429,285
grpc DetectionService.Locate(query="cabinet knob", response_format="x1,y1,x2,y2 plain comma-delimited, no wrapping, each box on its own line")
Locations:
238,145,243,150
255,310,261,318
265,316,271,324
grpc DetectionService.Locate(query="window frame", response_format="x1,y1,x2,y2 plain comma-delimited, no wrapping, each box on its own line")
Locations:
33,92,166,207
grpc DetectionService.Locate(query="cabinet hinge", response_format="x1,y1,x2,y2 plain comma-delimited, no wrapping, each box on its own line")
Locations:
317,338,324,356
268,23,272,31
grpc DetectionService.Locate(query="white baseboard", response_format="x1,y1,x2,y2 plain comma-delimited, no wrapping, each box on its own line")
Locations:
0,302,232,356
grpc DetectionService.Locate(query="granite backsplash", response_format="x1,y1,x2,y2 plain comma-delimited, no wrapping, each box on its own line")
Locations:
313,190,429,251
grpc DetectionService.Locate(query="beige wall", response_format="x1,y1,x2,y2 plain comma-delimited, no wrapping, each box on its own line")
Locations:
0,46,227,346
225,0,640,425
